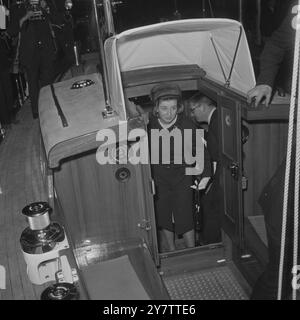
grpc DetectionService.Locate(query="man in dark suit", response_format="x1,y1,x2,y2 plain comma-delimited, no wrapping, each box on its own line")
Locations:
9,0,59,119
187,93,221,245
247,2,299,300
247,2,296,107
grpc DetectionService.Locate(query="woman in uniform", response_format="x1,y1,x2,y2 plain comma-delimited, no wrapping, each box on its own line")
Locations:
147,83,201,252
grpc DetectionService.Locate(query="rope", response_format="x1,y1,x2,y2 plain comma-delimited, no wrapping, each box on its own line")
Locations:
277,0,300,300
293,53,300,301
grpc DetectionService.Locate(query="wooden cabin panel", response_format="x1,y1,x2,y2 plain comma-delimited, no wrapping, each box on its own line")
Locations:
243,122,288,218
221,106,238,160
218,95,243,247
53,150,156,249
223,169,237,223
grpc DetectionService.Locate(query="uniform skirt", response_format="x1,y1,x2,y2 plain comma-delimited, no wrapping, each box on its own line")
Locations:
152,165,194,235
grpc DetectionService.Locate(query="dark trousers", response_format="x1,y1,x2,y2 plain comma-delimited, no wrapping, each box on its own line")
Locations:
251,235,297,300
25,47,54,117
201,173,222,244
252,160,299,300
0,69,14,125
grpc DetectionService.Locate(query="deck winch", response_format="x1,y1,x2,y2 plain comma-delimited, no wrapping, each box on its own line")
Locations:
20,202,77,288
41,282,79,300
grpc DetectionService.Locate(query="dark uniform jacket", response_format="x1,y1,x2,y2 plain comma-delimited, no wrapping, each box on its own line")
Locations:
0,33,10,72
206,110,219,167
251,3,300,300
202,110,221,211
257,3,297,228
8,0,60,67
199,109,222,244
148,113,211,178
0,33,13,125
257,2,296,92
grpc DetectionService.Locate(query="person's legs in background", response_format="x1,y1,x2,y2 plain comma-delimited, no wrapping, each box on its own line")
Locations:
252,160,297,299
25,60,40,119
251,238,282,299
201,183,222,245
251,227,295,300
25,47,54,119
39,47,55,88
0,69,14,127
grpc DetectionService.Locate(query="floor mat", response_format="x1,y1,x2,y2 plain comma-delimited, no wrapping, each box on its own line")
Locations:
163,266,248,300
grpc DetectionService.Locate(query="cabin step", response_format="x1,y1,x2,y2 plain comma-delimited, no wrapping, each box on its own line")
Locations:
163,265,249,300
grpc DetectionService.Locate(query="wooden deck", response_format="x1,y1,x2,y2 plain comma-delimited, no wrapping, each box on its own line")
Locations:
0,103,49,300
0,99,255,301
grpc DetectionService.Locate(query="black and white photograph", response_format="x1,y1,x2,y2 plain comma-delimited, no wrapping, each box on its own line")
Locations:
0,0,299,305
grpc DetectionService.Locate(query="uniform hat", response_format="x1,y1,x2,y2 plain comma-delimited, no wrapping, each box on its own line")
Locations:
150,83,182,104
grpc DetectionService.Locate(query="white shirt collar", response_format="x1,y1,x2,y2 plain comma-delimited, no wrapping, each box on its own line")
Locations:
158,115,178,129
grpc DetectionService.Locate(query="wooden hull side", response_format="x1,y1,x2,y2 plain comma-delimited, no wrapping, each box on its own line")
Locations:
243,121,288,218
53,149,156,249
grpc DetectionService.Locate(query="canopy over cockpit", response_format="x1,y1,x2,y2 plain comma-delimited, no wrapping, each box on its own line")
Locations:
104,18,256,118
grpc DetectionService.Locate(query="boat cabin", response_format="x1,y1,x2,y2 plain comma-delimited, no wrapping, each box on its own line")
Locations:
33,4,290,300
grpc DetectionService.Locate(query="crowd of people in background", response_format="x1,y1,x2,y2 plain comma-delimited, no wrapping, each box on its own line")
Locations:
0,0,74,138
0,0,295,140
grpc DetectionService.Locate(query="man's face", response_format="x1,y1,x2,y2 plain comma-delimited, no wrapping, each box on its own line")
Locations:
190,103,206,123
157,98,178,124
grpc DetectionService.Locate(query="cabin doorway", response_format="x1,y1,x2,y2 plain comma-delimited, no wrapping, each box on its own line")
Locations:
123,72,264,298
129,89,224,257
